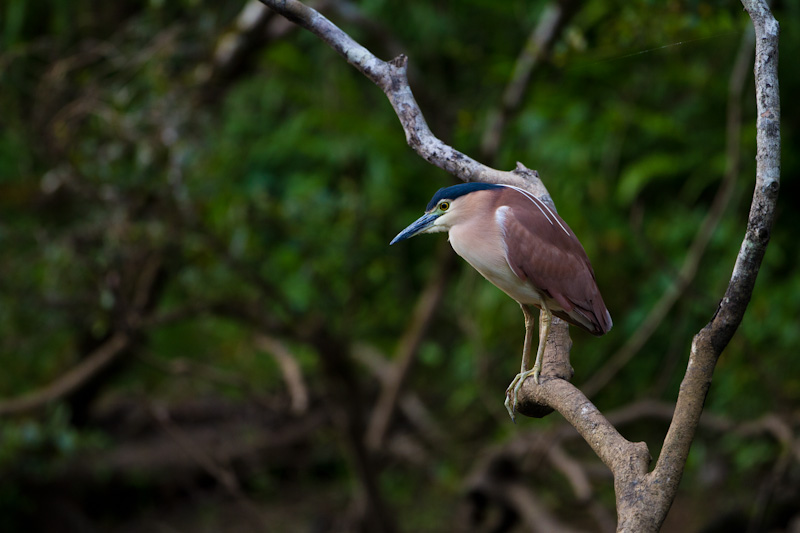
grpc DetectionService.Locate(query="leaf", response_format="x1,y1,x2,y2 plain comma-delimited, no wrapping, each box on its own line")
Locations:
617,152,689,205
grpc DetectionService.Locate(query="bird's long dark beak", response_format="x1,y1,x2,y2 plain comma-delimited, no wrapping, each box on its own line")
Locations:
390,212,439,245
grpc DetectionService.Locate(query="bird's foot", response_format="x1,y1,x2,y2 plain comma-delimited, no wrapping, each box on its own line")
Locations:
503,365,540,422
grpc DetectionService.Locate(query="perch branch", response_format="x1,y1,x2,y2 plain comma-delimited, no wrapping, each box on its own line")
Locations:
257,1,780,531
366,1,580,445
258,0,574,418
258,0,641,527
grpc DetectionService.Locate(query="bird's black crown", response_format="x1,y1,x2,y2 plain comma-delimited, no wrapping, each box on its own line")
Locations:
426,182,503,212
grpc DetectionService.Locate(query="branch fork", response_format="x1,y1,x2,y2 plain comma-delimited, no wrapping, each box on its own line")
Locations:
257,0,780,530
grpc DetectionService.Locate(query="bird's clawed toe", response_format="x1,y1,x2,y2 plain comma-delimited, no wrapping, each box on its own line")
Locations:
504,366,541,422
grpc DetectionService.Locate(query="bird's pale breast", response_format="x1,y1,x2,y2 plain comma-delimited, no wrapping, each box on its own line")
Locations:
448,216,550,310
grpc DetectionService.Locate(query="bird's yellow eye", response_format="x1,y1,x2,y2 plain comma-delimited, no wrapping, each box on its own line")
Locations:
439,201,450,211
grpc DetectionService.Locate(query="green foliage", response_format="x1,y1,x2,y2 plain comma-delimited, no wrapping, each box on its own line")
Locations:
0,407,105,474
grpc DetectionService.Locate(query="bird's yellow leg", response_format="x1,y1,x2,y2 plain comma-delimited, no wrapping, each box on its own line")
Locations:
504,302,551,422
504,304,536,421
531,302,552,384
519,304,536,373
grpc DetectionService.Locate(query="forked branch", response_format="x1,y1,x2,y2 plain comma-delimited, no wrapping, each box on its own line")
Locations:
257,1,780,531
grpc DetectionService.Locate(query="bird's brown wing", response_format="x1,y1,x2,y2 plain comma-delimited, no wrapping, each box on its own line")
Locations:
497,188,612,335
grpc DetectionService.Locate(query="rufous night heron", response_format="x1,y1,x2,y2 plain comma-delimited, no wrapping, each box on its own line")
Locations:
391,183,612,421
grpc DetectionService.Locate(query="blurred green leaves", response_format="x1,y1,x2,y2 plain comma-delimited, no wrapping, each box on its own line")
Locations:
0,0,798,529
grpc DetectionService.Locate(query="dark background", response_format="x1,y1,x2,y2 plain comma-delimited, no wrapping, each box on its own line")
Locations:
1,0,798,531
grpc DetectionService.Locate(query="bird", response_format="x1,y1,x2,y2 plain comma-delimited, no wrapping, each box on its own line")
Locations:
390,182,612,421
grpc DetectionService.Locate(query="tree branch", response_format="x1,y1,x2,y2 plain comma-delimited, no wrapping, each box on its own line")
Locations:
617,2,781,530
257,0,552,199
0,332,131,416
259,0,572,419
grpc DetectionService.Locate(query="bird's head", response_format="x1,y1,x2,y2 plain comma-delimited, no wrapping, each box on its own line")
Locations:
390,182,502,245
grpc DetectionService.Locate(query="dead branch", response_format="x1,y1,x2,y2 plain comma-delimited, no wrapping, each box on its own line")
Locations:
465,400,797,533
367,1,580,448
256,1,576,424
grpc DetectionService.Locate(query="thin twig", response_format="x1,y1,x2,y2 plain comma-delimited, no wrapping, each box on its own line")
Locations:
480,0,578,161
255,334,310,414
0,332,130,416
0,256,162,416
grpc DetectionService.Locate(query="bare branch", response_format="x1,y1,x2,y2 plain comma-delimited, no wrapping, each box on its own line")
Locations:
522,379,651,477
255,334,310,414
613,2,781,530
257,1,781,531
259,0,574,420
0,332,130,416
257,0,552,199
